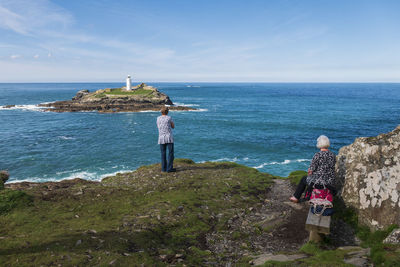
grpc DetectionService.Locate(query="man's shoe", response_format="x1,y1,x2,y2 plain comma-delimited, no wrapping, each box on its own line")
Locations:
167,168,176,173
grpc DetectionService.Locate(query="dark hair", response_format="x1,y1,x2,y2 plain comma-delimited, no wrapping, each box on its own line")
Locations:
161,106,169,115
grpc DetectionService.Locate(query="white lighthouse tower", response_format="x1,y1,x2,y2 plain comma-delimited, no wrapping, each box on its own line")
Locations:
126,75,132,91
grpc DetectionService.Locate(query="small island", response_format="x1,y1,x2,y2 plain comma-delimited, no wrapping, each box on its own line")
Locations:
39,82,195,113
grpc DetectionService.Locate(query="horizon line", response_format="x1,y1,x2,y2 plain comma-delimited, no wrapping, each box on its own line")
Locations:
1,81,400,84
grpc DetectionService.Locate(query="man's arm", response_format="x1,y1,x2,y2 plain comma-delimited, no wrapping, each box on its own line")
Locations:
171,121,175,129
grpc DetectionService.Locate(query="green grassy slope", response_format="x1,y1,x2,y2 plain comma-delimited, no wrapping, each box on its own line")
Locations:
0,159,274,266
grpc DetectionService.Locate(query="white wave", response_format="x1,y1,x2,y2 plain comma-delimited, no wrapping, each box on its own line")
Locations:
8,169,133,183
198,157,239,164
58,136,75,140
168,108,208,113
56,169,80,175
188,108,208,112
139,110,159,113
253,158,310,169
186,85,201,88
0,104,46,111
174,102,200,107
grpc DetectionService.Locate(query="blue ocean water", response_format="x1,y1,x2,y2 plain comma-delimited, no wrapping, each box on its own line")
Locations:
0,83,399,182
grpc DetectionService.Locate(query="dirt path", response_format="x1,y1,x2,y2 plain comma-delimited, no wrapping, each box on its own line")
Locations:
206,178,310,264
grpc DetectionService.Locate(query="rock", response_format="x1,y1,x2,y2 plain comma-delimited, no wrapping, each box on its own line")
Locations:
341,247,371,267
383,228,400,244
337,126,400,230
75,240,82,246
343,257,370,267
72,90,90,100
251,253,307,265
0,170,10,189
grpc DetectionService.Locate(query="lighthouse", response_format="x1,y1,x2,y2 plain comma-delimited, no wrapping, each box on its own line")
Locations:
126,75,132,91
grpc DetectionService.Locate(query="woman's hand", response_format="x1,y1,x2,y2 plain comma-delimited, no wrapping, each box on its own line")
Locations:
308,168,312,176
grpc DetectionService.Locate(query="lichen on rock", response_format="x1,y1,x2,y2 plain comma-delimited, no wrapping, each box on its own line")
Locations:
337,125,400,230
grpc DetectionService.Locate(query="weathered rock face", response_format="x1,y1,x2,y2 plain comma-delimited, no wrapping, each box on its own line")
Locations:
39,83,194,113
336,126,400,230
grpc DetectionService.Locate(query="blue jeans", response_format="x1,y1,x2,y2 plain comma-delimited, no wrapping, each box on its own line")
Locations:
160,143,174,172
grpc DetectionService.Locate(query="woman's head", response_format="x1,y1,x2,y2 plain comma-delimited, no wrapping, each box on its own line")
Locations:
161,106,169,115
316,135,330,149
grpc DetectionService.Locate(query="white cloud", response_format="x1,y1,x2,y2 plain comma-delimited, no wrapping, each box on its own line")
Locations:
0,0,73,35
34,54,39,59
10,54,21,59
0,5,27,34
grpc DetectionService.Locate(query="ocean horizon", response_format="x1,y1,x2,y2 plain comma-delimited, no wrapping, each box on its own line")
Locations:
1,82,399,183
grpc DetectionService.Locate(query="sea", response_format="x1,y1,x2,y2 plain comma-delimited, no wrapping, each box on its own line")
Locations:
1,83,399,183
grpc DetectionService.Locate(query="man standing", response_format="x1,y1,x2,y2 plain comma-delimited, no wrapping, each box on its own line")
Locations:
157,106,175,172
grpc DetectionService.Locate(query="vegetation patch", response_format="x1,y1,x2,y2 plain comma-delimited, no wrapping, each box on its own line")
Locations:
286,170,307,185
0,189,32,214
93,88,155,98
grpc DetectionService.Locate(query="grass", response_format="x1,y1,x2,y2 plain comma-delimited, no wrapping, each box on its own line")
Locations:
286,170,307,186
94,88,155,98
0,159,274,266
298,242,353,266
0,189,32,215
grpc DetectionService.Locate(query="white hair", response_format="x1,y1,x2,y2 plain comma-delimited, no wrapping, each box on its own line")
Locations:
316,135,330,149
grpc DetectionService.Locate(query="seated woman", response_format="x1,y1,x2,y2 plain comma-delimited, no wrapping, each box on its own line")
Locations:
290,135,336,203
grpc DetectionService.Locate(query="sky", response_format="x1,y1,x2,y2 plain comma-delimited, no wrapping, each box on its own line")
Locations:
0,0,399,82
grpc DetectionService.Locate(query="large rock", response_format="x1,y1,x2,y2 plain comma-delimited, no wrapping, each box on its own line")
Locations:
336,126,400,230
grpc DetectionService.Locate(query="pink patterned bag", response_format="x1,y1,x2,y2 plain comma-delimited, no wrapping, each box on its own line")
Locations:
310,188,333,202
309,188,334,216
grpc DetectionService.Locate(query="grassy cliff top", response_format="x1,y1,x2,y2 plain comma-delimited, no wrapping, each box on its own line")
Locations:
0,159,274,266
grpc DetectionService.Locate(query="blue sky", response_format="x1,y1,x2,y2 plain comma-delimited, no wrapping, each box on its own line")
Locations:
0,0,399,82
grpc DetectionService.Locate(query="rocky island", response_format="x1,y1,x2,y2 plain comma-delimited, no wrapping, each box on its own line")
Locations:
38,83,195,113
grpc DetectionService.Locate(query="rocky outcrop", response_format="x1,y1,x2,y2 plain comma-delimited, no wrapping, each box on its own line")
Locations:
0,170,10,189
336,126,400,230
39,83,195,113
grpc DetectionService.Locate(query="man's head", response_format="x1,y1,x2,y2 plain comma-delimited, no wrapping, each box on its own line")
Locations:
161,106,169,115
